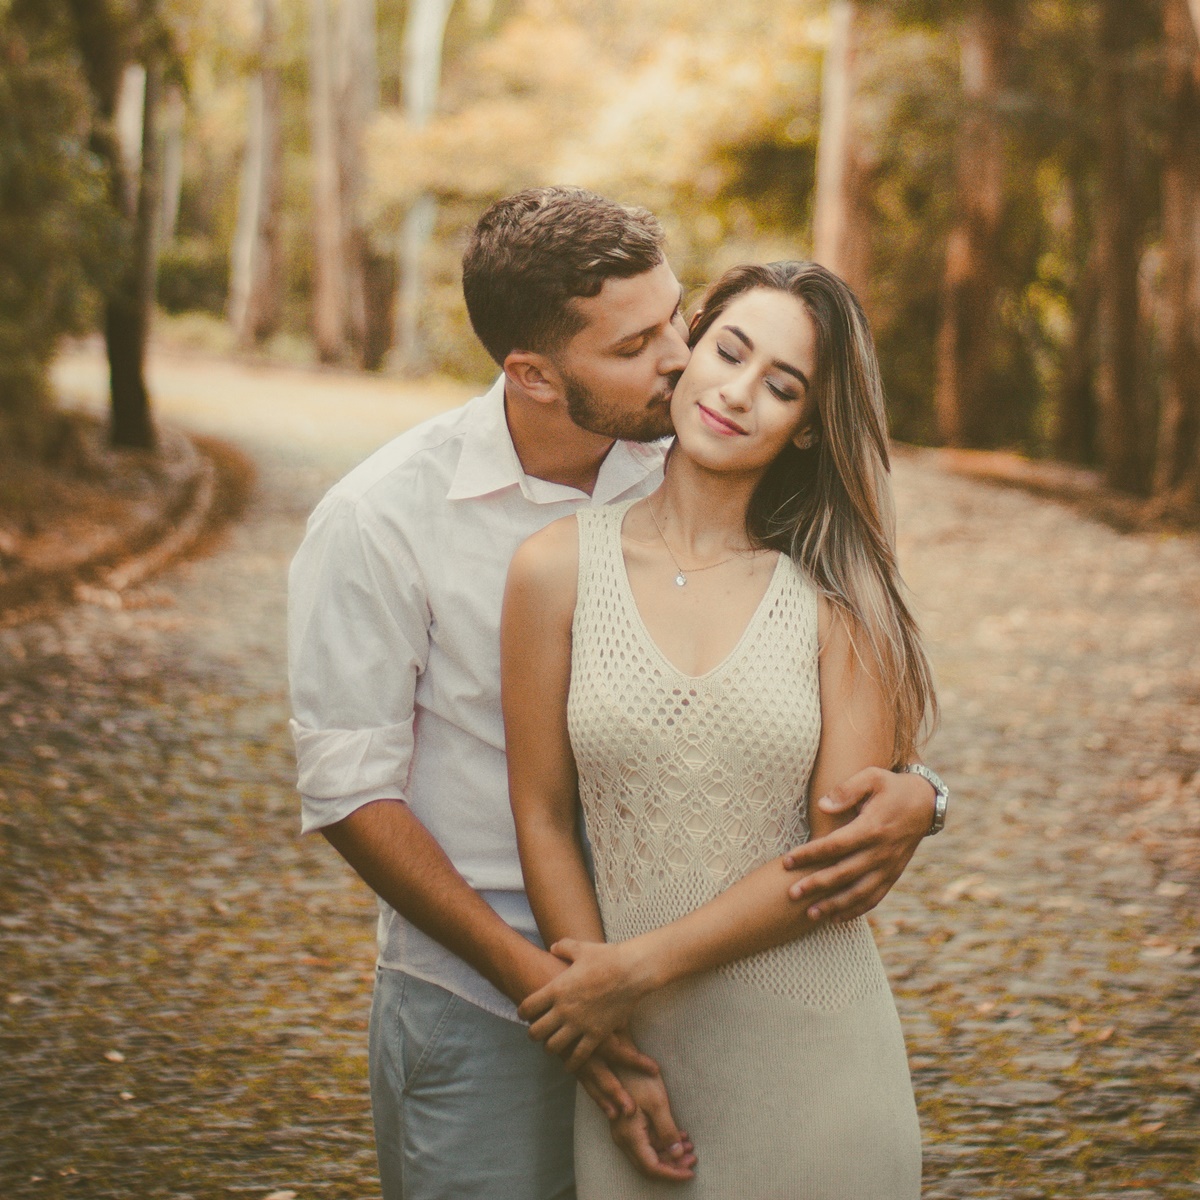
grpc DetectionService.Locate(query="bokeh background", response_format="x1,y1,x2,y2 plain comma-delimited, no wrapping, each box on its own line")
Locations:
2,3,1199,1199
2,0,1199,505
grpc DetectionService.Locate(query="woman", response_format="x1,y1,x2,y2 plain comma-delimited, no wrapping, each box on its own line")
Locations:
500,262,936,1197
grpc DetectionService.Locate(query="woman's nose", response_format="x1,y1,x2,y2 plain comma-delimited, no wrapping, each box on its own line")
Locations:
720,376,753,411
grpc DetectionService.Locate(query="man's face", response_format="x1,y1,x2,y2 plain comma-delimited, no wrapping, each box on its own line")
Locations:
550,260,691,443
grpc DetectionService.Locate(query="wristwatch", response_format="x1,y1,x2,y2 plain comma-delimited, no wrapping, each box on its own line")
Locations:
902,763,949,836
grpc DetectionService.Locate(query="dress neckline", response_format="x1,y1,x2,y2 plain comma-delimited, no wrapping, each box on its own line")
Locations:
610,498,789,683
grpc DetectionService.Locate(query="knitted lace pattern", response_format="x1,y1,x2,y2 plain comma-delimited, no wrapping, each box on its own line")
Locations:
568,501,888,1010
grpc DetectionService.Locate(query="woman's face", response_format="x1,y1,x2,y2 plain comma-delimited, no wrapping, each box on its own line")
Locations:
670,287,817,475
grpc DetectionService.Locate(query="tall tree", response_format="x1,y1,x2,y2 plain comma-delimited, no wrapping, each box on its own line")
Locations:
932,0,1015,447
391,0,454,374
309,0,346,362
1094,0,1146,492
229,0,283,346
1154,0,1200,506
812,0,875,300
335,0,381,365
65,0,161,450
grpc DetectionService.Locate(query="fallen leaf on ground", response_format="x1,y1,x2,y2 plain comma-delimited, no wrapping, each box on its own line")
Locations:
1094,1026,1115,1042
940,874,985,903
1067,1016,1084,1035
265,1192,297,1200
103,1050,125,1063
1155,880,1187,897
1139,1121,1165,1134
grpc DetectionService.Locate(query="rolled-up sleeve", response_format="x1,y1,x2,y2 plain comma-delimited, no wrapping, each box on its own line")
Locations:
287,490,430,834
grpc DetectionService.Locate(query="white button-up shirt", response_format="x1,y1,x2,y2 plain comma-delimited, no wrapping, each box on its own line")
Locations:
288,377,666,1019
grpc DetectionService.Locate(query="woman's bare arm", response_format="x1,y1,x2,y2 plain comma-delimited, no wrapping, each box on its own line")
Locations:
501,517,696,1182
520,597,896,1054
501,518,607,950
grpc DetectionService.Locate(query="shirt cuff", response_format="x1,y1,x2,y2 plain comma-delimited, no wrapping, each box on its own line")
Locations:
300,786,407,835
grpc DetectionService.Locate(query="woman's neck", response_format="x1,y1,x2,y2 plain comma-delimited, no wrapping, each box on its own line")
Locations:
655,450,764,555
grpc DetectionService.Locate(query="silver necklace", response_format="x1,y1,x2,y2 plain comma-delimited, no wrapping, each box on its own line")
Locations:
646,498,742,587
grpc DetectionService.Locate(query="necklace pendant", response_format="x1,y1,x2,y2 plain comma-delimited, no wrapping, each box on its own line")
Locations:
674,572,687,587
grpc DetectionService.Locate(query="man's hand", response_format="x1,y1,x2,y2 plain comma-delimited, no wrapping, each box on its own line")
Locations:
782,766,936,922
606,1061,696,1182
575,1032,661,1120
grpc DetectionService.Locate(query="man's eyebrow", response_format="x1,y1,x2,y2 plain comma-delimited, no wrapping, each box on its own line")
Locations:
724,324,810,389
611,288,686,349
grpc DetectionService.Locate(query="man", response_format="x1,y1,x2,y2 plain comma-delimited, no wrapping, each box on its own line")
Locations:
288,187,947,1199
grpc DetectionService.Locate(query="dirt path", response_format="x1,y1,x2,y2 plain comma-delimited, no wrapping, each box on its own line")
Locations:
1,346,1197,1199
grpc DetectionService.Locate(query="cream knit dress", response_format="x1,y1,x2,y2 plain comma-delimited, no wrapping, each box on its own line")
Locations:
567,501,921,1199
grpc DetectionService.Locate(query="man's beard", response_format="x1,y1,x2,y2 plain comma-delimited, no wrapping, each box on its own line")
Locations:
562,371,677,443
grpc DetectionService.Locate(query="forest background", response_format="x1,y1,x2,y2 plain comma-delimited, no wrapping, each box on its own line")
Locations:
2,0,1200,516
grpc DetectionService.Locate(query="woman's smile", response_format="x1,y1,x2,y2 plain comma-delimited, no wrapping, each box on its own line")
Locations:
697,403,748,436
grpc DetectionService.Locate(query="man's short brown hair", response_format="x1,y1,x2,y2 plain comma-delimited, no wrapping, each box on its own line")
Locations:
462,187,665,366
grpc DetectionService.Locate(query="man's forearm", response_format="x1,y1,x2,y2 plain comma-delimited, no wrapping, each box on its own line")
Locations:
321,797,560,1003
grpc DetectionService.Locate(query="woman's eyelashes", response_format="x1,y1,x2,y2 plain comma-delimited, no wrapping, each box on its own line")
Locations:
714,343,800,402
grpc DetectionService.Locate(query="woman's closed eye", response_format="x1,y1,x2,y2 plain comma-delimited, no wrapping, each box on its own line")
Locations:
766,377,801,402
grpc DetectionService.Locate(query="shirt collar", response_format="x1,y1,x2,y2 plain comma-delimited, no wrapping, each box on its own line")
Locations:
447,376,668,506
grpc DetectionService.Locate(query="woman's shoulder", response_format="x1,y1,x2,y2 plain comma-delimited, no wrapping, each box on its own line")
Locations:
507,514,580,600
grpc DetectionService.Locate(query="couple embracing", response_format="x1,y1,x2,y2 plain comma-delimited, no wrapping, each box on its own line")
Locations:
288,186,947,1199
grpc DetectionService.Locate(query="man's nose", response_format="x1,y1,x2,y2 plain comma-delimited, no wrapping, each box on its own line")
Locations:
660,323,691,376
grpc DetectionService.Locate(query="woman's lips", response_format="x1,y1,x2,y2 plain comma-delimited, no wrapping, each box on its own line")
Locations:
697,403,748,436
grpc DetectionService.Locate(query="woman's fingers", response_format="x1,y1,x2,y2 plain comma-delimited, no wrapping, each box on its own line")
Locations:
517,985,553,1023
543,1025,578,1058
600,1032,660,1076
527,1009,563,1043
565,1032,602,1072
549,937,581,963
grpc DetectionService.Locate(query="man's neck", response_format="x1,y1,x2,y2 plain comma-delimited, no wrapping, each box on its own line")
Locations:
503,383,616,496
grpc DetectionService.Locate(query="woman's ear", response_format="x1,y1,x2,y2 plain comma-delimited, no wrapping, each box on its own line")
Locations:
792,426,817,451
504,351,563,405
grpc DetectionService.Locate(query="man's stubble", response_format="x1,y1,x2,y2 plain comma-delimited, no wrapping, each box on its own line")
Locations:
562,370,678,444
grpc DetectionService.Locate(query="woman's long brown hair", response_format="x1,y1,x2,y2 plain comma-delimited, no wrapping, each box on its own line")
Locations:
689,261,937,763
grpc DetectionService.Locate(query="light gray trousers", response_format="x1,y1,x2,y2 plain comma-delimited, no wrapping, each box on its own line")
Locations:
368,968,577,1200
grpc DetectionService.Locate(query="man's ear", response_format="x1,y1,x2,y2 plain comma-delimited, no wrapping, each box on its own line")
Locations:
504,351,563,405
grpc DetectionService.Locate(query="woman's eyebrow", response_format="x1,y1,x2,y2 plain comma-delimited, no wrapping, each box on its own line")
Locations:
723,325,810,389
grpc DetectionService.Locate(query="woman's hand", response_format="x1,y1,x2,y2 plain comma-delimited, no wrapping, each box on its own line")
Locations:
517,938,653,1069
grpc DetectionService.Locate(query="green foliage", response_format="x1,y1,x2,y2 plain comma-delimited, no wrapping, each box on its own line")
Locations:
0,4,118,449
157,235,230,313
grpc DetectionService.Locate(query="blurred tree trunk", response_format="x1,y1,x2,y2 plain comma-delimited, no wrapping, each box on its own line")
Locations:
1094,0,1146,492
229,0,283,346
813,0,874,301
309,0,346,362
159,82,184,241
1153,0,1200,507
108,34,161,450
1054,257,1099,464
933,0,1014,448
65,0,159,449
336,0,384,367
391,0,455,374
